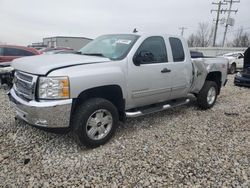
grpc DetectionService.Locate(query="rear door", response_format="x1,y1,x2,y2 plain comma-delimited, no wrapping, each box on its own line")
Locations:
166,37,193,99
127,36,173,108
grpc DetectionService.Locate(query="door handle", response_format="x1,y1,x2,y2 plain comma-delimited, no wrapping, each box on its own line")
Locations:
161,68,171,73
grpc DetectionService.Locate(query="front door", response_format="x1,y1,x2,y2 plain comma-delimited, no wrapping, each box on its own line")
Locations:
126,36,173,109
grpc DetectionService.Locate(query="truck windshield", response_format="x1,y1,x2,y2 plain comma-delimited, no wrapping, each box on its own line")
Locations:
78,34,139,60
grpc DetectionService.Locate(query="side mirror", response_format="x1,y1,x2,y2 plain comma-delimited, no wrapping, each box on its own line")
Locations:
133,51,154,66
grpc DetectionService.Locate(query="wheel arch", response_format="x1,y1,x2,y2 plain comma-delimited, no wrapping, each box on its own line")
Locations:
205,71,222,95
228,62,236,74
231,62,236,66
71,85,125,124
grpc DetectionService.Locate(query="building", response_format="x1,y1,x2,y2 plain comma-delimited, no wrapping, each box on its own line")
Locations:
30,36,92,51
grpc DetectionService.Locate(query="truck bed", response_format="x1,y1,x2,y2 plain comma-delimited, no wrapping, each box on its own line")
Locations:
190,57,228,93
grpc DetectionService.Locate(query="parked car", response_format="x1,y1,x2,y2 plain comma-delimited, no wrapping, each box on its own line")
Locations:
234,47,250,87
0,45,40,63
9,33,228,148
190,50,204,58
223,51,244,74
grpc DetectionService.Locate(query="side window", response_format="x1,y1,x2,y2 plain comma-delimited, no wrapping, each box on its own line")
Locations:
3,48,35,56
169,37,185,62
4,48,20,56
3,48,13,56
22,50,35,56
135,36,168,64
0,48,3,55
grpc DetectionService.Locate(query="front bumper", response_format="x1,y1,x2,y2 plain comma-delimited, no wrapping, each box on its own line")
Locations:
234,75,250,87
8,88,72,128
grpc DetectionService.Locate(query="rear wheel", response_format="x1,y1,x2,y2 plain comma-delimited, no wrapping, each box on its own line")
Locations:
73,98,119,148
229,63,236,74
197,81,218,109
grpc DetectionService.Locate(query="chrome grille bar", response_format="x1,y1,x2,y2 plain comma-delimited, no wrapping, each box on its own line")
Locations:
13,71,37,101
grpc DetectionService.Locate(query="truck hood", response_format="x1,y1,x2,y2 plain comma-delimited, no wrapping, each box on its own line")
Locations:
11,54,110,75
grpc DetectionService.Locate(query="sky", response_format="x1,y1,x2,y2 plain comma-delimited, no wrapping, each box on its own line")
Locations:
0,0,249,46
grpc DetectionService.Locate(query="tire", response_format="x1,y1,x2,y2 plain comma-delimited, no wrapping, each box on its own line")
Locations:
197,81,218,110
73,98,119,148
229,63,236,74
0,78,2,89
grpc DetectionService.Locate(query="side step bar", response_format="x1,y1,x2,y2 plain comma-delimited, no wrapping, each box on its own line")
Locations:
125,99,190,118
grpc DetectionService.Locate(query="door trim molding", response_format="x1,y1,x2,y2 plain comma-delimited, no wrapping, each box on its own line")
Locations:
132,87,171,98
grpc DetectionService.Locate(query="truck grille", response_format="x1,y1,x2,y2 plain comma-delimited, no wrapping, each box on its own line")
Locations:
13,71,37,100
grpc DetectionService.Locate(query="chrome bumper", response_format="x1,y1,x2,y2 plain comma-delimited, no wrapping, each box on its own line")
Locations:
8,88,72,128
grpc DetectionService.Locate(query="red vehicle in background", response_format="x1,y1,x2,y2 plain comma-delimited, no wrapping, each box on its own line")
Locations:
0,45,40,63
0,45,40,88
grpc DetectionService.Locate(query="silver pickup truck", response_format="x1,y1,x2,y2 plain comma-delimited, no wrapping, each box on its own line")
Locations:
9,34,228,147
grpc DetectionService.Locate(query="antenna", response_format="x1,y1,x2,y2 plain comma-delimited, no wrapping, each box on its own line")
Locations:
179,27,188,36
133,28,138,33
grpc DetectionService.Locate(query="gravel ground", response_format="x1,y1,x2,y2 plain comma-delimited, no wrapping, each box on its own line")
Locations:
0,75,250,187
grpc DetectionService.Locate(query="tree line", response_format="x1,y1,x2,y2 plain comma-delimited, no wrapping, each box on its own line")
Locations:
187,22,250,47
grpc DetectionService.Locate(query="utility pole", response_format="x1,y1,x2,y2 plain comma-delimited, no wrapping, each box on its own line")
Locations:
179,27,187,36
222,0,240,47
211,1,227,47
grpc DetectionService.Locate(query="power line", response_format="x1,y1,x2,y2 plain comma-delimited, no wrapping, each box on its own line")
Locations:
211,1,227,47
179,27,187,36
222,0,240,47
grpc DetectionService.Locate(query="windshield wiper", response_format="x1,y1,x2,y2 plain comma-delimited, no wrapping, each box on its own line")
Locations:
82,53,106,57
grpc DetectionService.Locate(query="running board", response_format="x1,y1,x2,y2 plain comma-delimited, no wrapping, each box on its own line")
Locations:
125,99,190,118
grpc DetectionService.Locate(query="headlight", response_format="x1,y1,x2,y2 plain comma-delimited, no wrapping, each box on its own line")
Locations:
236,72,242,77
38,76,70,99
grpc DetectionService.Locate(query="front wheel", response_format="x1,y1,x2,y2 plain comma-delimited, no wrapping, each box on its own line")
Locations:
197,81,218,110
73,98,119,148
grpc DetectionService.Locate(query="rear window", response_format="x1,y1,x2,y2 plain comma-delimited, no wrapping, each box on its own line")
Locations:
22,50,35,56
169,37,185,62
4,48,35,56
